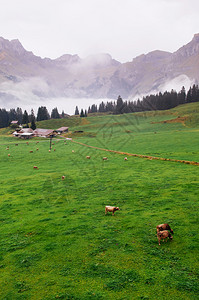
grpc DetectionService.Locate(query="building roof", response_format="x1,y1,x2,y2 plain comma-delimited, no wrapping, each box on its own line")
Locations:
33,128,55,136
57,127,69,131
19,128,34,133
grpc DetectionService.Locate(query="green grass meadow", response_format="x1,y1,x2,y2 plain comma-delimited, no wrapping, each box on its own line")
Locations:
0,103,199,299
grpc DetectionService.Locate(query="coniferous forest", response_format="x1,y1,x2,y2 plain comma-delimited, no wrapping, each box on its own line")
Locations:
0,84,199,128
84,85,199,115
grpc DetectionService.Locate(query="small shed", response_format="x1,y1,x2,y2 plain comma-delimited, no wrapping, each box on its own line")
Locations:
11,121,19,125
56,127,69,134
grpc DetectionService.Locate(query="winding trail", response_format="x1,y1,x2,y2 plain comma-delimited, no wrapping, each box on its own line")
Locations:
71,140,199,166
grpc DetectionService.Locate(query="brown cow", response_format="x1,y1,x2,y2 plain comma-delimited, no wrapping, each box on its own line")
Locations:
33,166,38,169
105,206,120,216
156,223,174,234
103,157,108,161
62,176,65,180
86,156,91,159
157,230,173,245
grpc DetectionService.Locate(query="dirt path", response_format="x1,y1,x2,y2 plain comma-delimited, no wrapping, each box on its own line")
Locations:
71,140,199,166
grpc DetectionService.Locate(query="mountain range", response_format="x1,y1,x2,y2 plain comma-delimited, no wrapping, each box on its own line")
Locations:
0,34,199,103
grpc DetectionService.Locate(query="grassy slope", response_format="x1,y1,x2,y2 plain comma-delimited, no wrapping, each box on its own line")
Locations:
0,103,198,299
65,102,199,162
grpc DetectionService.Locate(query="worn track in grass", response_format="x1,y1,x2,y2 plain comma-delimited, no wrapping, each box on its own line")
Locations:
71,139,199,166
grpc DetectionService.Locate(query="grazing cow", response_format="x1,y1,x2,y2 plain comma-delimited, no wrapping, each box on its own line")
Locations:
72,150,75,153
156,223,174,234
36,148,39,151
124,157,128,160
105,206,120,216
157,230,173,245
26,142,29,145
49,150,51,152
8,154,10,157
86,156,90,159
6,147,9,150
29,150,33,153
103,157,108,161
33,166,38,169
15,144,18,146
62,176,65,180
54,149,56,151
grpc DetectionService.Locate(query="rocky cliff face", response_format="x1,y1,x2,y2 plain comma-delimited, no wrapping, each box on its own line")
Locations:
0,35,199,101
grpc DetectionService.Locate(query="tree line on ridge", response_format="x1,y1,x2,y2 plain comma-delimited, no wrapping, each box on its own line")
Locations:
0,84,199,128
76,84,199,116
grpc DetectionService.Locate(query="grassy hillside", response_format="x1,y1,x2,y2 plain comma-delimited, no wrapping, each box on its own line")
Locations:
0,103,198,299
62,102,199,162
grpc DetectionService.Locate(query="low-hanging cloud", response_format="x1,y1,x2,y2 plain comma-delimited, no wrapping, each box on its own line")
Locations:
0,77,107,115
159,74,195,93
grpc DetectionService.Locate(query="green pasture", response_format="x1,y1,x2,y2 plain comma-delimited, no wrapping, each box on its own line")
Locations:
0,103,198,299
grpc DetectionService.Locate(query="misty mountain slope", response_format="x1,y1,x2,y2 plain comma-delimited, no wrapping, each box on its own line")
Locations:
0,34,199,101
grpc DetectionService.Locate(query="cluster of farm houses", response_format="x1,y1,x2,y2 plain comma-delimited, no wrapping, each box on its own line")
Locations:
11,121,69,139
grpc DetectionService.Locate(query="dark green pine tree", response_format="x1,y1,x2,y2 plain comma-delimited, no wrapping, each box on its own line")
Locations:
115,95,124,114
30,119,36,130
75,106,79,115
16,107,23,124
22,110,29,126
0,109,9,128
177,86,186,105
9,108,17,122
37,106,50,121
51,107,60,119
186,87,192,103
80,109,85,117
30,109,36,122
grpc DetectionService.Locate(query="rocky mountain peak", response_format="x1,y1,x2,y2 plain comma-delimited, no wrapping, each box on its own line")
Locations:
174,33,199,58
192,33,199,42
10,39,27,56
55,54,81,64
0,37,29,57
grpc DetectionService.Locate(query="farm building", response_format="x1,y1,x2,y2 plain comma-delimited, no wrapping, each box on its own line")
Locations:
56,127,69,134
13,128,34,139
33,128,56,138
11,121,19,125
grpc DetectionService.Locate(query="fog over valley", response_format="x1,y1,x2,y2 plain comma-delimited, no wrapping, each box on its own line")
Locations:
0,74,194,116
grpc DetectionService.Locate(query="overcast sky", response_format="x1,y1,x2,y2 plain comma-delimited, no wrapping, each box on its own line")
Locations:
0,0,199,62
